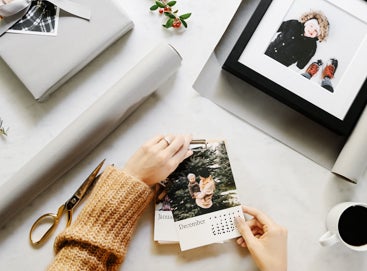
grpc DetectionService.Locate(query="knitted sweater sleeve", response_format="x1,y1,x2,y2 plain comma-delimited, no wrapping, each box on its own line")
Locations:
48,166,154,271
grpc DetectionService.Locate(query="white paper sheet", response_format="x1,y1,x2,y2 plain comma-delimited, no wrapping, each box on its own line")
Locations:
0,43,182,226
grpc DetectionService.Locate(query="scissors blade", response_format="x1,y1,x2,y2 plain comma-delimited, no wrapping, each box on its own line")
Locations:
65,159,106,210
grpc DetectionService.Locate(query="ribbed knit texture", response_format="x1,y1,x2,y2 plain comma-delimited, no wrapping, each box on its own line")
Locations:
48,166,154,271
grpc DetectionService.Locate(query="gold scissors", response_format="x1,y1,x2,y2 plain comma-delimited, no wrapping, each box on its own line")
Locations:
29,159,106,246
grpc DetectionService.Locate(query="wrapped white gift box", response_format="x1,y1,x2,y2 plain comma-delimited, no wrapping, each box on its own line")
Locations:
0,0,133,101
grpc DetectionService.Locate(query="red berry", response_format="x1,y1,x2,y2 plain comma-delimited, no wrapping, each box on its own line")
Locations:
173,19,181,28
164,7,171,12
159,8,164,14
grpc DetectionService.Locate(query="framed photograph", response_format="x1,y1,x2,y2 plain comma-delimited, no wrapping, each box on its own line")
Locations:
223,0,367,135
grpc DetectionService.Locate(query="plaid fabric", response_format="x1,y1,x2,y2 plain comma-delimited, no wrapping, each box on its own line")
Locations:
10,0,57,32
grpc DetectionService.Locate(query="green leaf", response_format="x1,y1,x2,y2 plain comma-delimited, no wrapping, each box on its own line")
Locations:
164,12,176,19
156,1,166,8
167,1,176,6
180,19,187,28
179,13,191,20
163,18,174,28
150,4,159,10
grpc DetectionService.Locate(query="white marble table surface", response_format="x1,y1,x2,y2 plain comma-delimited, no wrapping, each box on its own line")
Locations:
1,0,367,270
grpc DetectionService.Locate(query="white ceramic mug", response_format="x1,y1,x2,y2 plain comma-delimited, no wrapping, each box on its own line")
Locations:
319,202,367,251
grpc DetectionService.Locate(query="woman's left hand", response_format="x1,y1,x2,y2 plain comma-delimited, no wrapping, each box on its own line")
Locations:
123,134,193,186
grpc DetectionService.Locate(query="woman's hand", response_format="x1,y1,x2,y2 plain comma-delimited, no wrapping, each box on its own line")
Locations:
235,205,288,271
123,134,193,186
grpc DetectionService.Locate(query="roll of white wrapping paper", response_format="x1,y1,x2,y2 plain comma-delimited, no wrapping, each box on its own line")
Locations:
332,106,367,183
0,43,182,226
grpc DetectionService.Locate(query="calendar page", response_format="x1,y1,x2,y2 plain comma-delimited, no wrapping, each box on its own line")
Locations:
153,184,179,244
158,140,244,251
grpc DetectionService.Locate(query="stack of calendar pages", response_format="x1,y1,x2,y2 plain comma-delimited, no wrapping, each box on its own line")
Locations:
153,139,244,251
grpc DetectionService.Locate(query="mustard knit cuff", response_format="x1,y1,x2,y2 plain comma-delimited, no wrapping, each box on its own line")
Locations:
53,166,154,268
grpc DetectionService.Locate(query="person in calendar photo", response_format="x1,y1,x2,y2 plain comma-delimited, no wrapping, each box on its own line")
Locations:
193,167,216,209
187,173,201,198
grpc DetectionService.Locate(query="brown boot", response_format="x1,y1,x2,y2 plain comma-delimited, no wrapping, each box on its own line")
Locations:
322,58,338,79
304,59,323,78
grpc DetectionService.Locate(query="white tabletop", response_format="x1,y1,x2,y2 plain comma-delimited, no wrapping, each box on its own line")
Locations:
1,0,367,270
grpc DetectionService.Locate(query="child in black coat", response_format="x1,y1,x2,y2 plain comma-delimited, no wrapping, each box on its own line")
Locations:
265,10,329,69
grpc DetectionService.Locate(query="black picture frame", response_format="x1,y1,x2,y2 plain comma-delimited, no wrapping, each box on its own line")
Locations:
223,0,367,135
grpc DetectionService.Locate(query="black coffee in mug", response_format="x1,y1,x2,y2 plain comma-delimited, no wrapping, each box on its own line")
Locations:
338,205,367,246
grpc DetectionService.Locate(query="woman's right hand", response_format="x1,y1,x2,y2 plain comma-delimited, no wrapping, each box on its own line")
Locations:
235,205,288,271
123,134,193,186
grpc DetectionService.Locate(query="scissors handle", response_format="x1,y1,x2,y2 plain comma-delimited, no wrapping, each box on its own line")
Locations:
29,204,71,246
29,160,104,247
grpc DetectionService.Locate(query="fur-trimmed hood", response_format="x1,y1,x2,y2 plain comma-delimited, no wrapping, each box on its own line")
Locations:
300,10,329,42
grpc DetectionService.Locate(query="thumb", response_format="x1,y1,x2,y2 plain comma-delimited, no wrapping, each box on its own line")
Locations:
235,216,256,245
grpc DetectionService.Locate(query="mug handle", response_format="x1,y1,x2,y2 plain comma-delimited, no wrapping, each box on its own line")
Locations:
319,231,339,247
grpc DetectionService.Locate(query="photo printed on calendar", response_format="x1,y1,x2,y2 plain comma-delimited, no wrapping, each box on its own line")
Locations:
159,139,244,251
